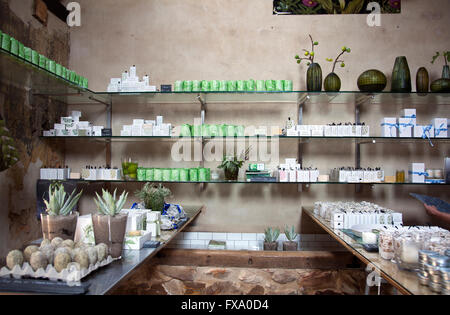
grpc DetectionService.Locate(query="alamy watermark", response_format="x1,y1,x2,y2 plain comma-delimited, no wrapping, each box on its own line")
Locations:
367,2,381,27
66,2,81,27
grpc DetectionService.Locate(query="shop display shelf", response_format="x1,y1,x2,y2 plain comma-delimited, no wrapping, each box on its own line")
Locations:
302,207,438,295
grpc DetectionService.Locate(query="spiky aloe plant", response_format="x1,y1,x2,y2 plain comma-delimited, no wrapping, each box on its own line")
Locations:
284,225,298,242
44,183,83,216
94,188,128,216
264,227,280,243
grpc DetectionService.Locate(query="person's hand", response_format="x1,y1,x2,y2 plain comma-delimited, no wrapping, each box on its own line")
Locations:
424,204,441,217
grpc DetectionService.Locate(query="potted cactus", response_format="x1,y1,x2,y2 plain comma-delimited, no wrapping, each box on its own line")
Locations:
263,227,280,251
92,189,129,258
135,183,172,213
283,225,298,251
41,183,83,240
218,148,251,181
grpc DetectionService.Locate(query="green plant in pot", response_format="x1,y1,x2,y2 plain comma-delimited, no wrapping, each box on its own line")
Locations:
430,51,450,92
295,35,322,91
283,225,298,251
218,147,250,181
135,183,172,213
324,46,351,92
92,189,129,258
264,227,280,251
41,182,83,241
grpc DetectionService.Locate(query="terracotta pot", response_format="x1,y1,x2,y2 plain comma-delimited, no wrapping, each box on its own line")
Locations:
92,214,128,258
40,213,78,240
283,241,298,251
224,167,239,181
263,242,278,251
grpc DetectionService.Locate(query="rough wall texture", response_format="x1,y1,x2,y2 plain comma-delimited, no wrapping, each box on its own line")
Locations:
112,264,372,295
67,0,450,234
0,0,70,262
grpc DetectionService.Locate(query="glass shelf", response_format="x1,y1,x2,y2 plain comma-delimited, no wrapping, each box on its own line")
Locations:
2,47,449,106
39,136,450,144
37,179,448,185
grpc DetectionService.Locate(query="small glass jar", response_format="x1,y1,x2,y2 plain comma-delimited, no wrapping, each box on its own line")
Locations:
379,229,395,260
396,170,405,183
395,233,422,271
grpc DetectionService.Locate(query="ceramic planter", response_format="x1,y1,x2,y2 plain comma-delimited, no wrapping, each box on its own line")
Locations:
224,167,239,181
92,214,128,258
306,63,322,92
430,78,450,92
41,213,79,240
324,72,341,92
357,69,387,92
416,67,429,94
263,242,278,251
391,56,411,92
283,241,298,251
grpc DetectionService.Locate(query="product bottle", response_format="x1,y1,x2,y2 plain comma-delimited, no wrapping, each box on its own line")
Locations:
286,117,294,130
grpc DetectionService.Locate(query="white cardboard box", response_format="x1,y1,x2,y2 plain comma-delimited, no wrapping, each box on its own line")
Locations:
398,117,413,138
402,109,417,126
381,118,397,137
414,125,434,138
432,118,448,138
124,231,152,250
409,163,425,183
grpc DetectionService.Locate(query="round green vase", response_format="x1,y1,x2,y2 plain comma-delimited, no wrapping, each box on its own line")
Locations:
306,63,322,92
430,78,450,92
324,72,341,92
357,70,387,92
442,65,450,79
391,56,411,92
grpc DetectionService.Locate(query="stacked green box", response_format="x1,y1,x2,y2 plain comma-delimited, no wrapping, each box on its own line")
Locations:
236,80,245,92
198,168,207,182
137,168,146,181
55,63,62,76
180,124,192,137
183,80,193,92
246,79,255,91
236,125,245,137
38,54,46,68
201,80,209,92
192,125,202,137
284,80,293,91
256,80,265,91
180,168,189,181
145,168,154,181
170,169,180,181
192,80,201,92
209,80,219,92
162,169,171,182
219,80,227,92
226,125,236,137
31,50,38,65
10,38,18,55
227,80,236,92
275,80,284,91
265,80,275,91
153,168,162,181
24,47,32,62
174,81,183,92
18,42,24,58
189,168,198,182
209,124,219,137
1,33,11,51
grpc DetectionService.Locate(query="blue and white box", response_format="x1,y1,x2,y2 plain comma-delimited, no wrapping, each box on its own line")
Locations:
432,118,448,138
409,163,425,183
381,118,398,137
414,125,434,138
398,117,413,138
402,109,416,126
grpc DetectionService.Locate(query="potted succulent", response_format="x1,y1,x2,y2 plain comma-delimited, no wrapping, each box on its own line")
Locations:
92,189,129,258
218,147,250,181
263,227,280,251
283,225,298,251
430,51,450,92
295,35,322,91
324,46,351,92
135,183,172,213
41,183,83,240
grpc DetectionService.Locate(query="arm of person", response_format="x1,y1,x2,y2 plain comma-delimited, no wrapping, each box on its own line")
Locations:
424,204,450,225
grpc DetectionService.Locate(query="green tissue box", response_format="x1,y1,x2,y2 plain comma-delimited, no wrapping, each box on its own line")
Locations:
256,80,265,91
170,169,180,182
162,169,171,182
145,168,154,181
153,168,162,181
174,81,183,92
265,80,275,91
10,38,19,55
226,80,236,92
38,54,46,68
137,168,146,181
246,79,255,91
275,80,284,91
284,80,293,91
48,60,56,73
183,80,193,92
180,169,189,181
189,168,198,182
24,47,32,62
55,63,62,76
236,80,245,92
1,33,11,51
18,42,25,58
198,168,208,182
192,80,201,92
31,50,39,65
201,80,209,92
209,80,219,92
219,80,227,92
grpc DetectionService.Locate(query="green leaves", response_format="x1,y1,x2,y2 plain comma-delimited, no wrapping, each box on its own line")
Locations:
94,188,128,216
44,183,83,216
315,0,334,14
284,225,298,241
264,227,280,243
135,183,172,211
343,0,364,14
431,51,450,65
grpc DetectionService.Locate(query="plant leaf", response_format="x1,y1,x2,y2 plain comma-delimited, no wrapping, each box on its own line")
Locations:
343,0,364,14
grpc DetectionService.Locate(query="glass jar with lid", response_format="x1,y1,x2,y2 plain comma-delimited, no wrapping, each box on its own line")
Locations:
395,233,423,271
379,229,395,260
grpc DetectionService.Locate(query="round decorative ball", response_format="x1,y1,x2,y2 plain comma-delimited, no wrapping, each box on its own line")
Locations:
39,245,55,264
55,247,72,257
85,246,98,266
357,69,387,92
40,239,51,248
54,253,71,273
67,262,81,271
24,245,39,262
30,251,48,271
61,239,75,249
95,243,108,262
430,78,450,92
6,250,24,270
74,250,90,269
51,237,64,248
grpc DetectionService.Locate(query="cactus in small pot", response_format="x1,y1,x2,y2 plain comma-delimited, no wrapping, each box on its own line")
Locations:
283,225,298,251
263,227,280,251
91,189,129,258
41,183,83,240
135,183,172,213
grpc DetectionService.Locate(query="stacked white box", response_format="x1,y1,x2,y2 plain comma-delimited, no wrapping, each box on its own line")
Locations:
433,118,448,138
381,118,398,137
409,163,426,183
398,117,413,137
414,125,434,138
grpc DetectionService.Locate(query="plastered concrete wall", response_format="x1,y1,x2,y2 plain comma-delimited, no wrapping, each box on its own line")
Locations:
68,0,450,233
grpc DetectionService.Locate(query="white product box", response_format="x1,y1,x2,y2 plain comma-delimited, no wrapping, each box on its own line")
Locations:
361,125,370,137
61,117,73,125
76,121,91,129
142,124,154,136
78,128,92,137
161,123,172,136
286,128,298,137
414,125,434,138
56,129,69,137
432,118,448,138
110,78,121,85
409,163,425,183
123,125,132,132
324,125,333,137
402,109,417,125
131,125,143,136
288,169,297,182
398,118,413,138
363,171,372,183
133,119,145,126
297,170,310,182
74,215,95,246
332,213,344,222
392,213,403,225
121,210,146,232
278,169,288,182
310,125,324,137
110,169,121,180
124,231,152,250
381,118,398,137
146,222,160,237
148,211,161,222
298,125,311,137
43,130,55,137
67,128,79,137
352,125,362,137
57,168,65,180
257,164,265,171
71,111,82,121
309,170,319,182
107,84,120,92
332,221,343,229
156,116,163,126
338,170,348,183
40,168,48,179
376,170,384,182
121,130,131,136
145,120,156,125
54,123,65,130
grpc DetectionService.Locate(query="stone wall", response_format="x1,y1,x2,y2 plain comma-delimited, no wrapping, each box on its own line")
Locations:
0,0,70,263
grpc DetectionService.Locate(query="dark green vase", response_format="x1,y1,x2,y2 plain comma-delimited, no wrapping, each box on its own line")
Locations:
391,56,411,92
430,78,450,92
416,67,429,94
306,63,322,92
357,69,387,92
442,65,450,79
324,72,341,92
